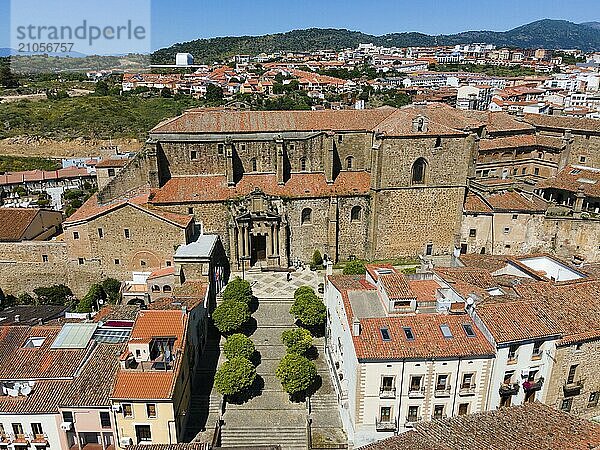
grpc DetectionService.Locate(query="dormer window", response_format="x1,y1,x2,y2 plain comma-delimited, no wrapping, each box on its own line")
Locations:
462,324,476,337
23,337,45,348
380,327,391,341
440,324,453,339
403,327,415,341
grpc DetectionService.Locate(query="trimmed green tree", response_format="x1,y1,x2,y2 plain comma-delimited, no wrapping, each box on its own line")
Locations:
33,284,74,306
222,277,253,305
290,293,326,328
276,353,318,396
294,286,315,299
101,278,122,304
212,300,251,335
281,328,313,355
214,357,257,397
311,250,323,270
76,283,105,313
223,333,256,360
342,260,366,275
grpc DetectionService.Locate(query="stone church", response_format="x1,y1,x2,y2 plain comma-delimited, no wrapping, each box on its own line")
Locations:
63,103,488,275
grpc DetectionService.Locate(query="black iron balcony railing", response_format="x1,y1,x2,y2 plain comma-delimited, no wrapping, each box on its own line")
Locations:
563,379,584,396
379,387,396,399
499,382,520,396
375,417,397,432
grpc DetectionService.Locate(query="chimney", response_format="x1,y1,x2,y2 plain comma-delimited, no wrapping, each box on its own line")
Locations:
14,315,20,323
352,317,361,336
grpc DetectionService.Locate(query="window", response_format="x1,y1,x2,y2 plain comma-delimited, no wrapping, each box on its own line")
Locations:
403,327,415,341
23,337,45,348
78,257,84,265
346,156,354,169
97,228,104,238
580,155,587,163
107,168,116,177
425,243,433,256
567,364,578,384
589,392,599,407
561,398,573,412
350,206,362,222
188,207,194,214
458,403,469,415
469,228,476,238
301,208,312,225
166,260,172,267
512,214,518,220
410,376,422,392
42,254,48,263
381,376,394,392
433,404,444,420
508,344,519,362
380,327,391,341
534,167,539,176
300,157,307,171
440,324,453,339
461,373,474,389
462,324,476,337
532,341,543,359
140,260,147,267
436,374,449,390
135,424,152,443
288,143,295,150
124,229,130,239
163,285,172,293
503,226,510,234
411,158,427,184
146,403,157,418
217,143,224,155
500,395,512,407
123,403,133,417
100,411,111,428
114,259,120,265
407,405,419,422
379,406,391,422
73,231,80,240
521,167,526,175
62,412,73,423
250,158,257,172
151,285,161,293
434,136,442,148
338,135,343,143
190,150,198,160
240,144,246,151
12,423,24,436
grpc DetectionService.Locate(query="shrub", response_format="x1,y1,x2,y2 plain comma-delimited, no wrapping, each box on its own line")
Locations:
294,286,315,299
76,283,105,313
342,260,366,275
276,353,317,396
212,300,251,335
311,249,323,269
281,328,313,355
101,278,121,304
222,277,253,305
290,293,326,328
33,284,74,306
223,333,256,360
214,357,257,397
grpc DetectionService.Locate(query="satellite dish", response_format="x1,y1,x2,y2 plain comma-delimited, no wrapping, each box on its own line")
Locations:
466,296,475,306
20,385,32,396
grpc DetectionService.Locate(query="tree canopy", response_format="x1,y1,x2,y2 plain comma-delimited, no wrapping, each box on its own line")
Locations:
214,357,257,397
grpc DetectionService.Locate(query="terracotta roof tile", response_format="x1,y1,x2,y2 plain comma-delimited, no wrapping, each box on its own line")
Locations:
485,191,547,212
0,380,71,414
360,403,600,450
0,167,91,187
150,172,371,204
408,279,440,303
95,158,130,168
0,208,43,241
537,165,600,199
525,113,600,133
112,371,176,400
464,192,492,213
379,273,415,300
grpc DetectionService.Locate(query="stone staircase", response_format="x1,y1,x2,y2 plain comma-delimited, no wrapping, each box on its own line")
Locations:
220,426,307,449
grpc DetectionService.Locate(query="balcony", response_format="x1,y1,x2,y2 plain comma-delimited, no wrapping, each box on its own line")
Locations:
459,383,477,396
434,386,451,397
379,387,396,399
375,417,397,432
523,377,544,392
408,387,425,398
404,416,422,428
499,382,520,396
431,414,447,421
563,380,584,397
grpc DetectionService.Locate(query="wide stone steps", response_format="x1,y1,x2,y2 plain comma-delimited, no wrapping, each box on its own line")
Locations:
220,426,307,449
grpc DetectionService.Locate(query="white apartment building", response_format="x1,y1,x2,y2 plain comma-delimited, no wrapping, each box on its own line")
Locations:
325,265,495,447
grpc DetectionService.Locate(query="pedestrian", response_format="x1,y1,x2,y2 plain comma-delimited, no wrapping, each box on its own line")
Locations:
286,272,292,282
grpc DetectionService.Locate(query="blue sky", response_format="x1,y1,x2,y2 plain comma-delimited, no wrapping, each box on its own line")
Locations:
1,0,599,51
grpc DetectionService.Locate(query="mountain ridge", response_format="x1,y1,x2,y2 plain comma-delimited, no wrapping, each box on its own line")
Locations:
152,19,600,64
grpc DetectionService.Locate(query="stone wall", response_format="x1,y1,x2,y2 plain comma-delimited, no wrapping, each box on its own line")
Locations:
64,204,191,273
567,133,600,168
545,340,600,419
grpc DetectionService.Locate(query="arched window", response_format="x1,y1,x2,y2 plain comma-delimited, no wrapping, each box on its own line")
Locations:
346,156,354,170
434,136,442,148
411,158,427,185
151,285,160,293
350,206,362,222
250,157,257,172
300,157,307,172
417,117,425,132
301,208,312,225
163,285,172,293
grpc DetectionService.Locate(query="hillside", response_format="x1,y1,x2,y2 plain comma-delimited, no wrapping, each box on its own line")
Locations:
152,20,600,64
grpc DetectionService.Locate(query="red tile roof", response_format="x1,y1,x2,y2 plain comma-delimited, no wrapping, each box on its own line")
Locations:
0,208,42,241
95,158,131,168
408,279,440,303
379,273,415,300
0,167,91,186
484,191,547,212
537,165,600,198
150,172,371,204
478,134,563,151
464,192,493,213
525,113,600,133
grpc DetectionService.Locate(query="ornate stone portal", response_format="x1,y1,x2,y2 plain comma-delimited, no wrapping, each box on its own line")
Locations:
228,188,289,269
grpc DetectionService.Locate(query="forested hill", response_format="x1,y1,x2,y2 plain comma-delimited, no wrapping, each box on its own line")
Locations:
151,20,600,64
